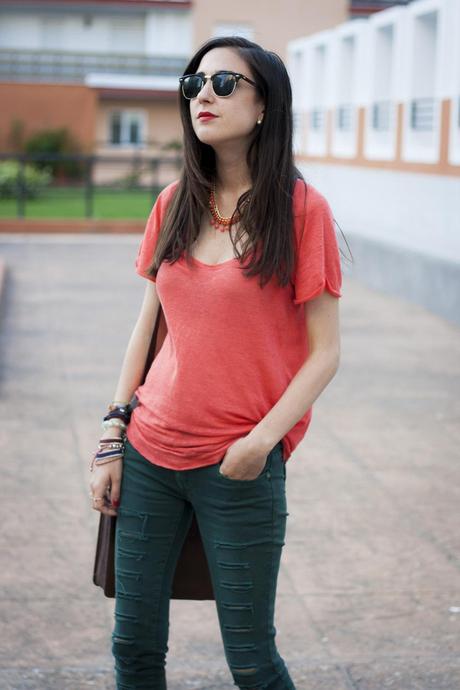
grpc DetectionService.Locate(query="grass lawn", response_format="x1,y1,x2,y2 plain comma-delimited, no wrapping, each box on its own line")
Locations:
0,187,159,220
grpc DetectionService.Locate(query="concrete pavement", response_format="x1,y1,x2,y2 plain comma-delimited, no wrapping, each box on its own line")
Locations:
0,233,459,690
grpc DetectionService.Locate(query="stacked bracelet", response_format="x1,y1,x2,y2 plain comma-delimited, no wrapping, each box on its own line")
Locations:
102,418,127,432
90,437,125,472
103,404,132,425
101,400,133,432
91,400,133,470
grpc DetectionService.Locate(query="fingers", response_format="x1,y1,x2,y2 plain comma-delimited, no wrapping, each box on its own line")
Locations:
91,493,118,516
110,479,121,509
89,458,123,515
90,482,118,516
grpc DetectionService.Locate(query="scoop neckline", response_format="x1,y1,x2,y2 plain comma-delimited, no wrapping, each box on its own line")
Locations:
187,255,239,269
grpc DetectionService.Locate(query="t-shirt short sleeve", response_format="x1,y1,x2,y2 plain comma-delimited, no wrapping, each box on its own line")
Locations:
135,180,179,282
292,182,342,304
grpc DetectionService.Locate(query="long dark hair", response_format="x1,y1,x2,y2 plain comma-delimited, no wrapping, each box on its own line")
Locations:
146,36,338,289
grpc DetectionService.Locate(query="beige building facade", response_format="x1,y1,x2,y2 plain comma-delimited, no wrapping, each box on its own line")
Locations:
192,0,347,62
0,0,348,178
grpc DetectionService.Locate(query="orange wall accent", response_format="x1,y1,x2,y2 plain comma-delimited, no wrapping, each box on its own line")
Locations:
297,100,459,177
0,82,98,152
439,98,452,168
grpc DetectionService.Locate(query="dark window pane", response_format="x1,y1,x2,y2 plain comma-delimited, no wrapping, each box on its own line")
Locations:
129,120,140,144
110,113,121,144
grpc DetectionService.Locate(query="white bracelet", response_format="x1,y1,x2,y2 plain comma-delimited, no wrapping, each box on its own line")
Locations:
101,419,127,431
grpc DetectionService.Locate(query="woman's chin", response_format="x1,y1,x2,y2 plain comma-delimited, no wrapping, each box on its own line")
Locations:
195,136,226,151
194,130,221,143
195,133,240,150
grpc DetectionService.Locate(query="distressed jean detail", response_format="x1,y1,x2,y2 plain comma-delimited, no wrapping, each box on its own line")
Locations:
111,438,295,690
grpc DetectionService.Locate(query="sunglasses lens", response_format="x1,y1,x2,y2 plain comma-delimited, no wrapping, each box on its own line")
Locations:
182,75,203,99
181,73,237,99
213,73,236,96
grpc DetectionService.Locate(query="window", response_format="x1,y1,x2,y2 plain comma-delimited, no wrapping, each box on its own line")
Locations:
109,110,146,147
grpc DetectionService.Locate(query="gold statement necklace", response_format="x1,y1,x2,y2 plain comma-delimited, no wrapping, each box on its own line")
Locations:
208,180,243,232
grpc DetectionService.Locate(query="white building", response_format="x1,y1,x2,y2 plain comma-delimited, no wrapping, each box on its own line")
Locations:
288,0,460,324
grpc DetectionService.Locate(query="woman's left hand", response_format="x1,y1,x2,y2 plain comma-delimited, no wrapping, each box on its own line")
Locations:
219,435,270,480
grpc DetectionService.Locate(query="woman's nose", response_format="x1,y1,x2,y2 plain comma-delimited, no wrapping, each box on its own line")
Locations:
197,78,214,101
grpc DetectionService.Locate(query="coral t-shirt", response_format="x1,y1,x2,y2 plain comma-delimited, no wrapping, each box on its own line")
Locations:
126,177,342,470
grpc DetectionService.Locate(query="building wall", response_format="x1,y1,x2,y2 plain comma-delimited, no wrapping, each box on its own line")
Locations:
0,0,349,162
96,99,181,150
192,0,348,60
0,1,188,163
0,83,97,151
0,5,192,56
288,0,460,324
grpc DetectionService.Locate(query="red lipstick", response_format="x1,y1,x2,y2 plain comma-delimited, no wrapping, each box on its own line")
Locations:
198,111,217,120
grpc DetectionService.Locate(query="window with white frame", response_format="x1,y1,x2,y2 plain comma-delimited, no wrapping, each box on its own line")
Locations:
108,110,146,147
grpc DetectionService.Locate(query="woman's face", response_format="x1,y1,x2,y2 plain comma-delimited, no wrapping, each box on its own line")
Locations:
188,47,264,150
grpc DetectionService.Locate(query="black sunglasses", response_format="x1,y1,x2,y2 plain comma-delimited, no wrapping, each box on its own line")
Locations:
179,70,257,100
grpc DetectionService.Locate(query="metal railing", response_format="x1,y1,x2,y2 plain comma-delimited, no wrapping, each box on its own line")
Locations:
0,152,183,219
0,48,187,82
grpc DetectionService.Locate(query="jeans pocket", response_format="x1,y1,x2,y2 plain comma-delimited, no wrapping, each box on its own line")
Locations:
217,444,277,482
264,441,285,481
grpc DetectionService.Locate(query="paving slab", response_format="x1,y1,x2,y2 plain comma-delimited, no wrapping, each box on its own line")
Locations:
0,234,459,690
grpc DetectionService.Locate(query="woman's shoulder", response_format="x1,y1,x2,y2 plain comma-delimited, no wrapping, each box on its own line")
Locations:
148,179,180,223
292,178,331,216
158,178,181,204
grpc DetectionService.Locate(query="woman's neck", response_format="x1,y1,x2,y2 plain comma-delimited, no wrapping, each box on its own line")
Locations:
214,146,252,196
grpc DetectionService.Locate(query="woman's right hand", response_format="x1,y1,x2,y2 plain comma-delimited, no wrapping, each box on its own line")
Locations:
89,429,124,516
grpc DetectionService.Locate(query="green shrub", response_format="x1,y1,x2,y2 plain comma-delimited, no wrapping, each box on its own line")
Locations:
0,160,52,199
161,139,183,151
24,127,84,180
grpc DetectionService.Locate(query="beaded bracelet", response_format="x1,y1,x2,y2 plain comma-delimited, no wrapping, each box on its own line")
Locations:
91,400,132,471
90,437,125,472
102,418,127,432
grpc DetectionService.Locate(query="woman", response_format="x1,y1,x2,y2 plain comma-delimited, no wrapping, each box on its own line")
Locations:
90,35,343,690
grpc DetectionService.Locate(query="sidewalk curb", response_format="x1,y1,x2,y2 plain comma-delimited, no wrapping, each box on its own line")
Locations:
0,219,145,234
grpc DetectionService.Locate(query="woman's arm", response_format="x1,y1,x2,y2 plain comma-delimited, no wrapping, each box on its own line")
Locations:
90,282,160,515
247,290,341,453
111,280,161,408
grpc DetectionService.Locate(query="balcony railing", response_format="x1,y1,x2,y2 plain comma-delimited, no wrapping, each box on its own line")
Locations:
0,49,187,82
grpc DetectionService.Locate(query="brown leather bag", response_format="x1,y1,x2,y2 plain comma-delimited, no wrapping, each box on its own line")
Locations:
92,303,215,600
